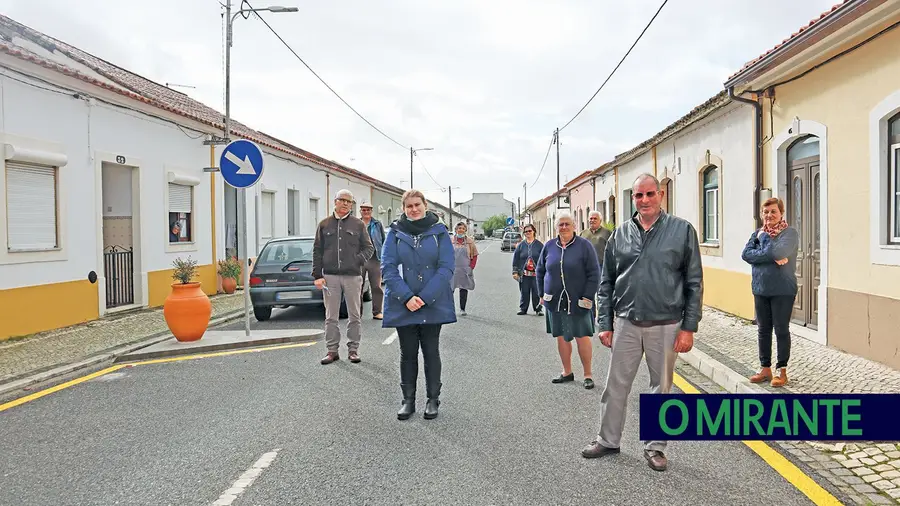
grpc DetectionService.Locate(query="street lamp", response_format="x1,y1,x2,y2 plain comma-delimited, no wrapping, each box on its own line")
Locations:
409,147,433,189
223,1,297,336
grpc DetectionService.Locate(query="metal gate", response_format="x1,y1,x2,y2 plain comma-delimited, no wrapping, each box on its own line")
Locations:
104,245,134,308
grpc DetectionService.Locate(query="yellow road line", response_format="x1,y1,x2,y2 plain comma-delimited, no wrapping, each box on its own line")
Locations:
0,342,317,413
0,365,125,413
672,372,843,506
124,341,317,366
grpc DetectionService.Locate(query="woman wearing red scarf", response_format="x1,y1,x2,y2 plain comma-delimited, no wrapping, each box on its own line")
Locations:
741,197,800,387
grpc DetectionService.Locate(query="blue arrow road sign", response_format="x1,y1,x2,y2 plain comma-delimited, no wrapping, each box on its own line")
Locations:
220,139,264,189
506,217,514,226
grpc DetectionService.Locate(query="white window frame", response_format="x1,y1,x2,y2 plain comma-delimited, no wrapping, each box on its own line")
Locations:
701,166,720,245
869,91,900,266
0,137,68,265
891,144,900,244
164,170,200,254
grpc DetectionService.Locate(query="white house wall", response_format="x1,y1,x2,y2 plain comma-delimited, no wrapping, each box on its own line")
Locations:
0,71,215,290
654,104,756,273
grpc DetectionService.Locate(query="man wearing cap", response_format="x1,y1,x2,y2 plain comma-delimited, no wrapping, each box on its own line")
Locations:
312,189,375,365
359,200,386,320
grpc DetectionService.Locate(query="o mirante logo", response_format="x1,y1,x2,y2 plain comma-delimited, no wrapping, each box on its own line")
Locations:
639,394,900,441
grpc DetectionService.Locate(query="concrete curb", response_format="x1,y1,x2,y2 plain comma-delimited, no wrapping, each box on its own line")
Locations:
0,310,246,399
679,346,766,395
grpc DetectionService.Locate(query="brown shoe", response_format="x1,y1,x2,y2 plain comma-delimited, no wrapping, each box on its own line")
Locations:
645,449,668,471
320,352,339,365
348,350,361,363
581,440,620,459
749,367,772,383
770,368,787,387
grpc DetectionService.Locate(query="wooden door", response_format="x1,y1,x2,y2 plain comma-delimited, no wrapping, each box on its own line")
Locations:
787,156,820,329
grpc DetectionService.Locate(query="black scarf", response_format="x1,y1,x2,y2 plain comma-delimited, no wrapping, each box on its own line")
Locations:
398,211,440,236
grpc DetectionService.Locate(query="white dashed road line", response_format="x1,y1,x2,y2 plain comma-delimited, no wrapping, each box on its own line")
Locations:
212,448,280,505
383,331,398,345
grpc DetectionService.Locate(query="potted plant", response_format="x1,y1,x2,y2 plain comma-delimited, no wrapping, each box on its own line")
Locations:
217,257,241,294
163,256,212,342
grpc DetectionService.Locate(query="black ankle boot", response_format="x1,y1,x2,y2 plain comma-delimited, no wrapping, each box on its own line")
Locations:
398,383,416,420
424,398,440,419
424,381,441,419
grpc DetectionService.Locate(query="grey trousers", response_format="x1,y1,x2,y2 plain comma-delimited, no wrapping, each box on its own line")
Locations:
361,257,383,315
596,317,680,453
323,274,363,352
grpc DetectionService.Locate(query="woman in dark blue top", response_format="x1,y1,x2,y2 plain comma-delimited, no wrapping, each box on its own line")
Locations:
512,223,544,316
536,211,601,389
741,197,799,388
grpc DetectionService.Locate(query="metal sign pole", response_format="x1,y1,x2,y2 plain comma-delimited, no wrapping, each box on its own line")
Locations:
241,187,250,336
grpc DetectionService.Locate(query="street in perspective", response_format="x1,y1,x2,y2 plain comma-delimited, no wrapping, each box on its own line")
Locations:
0,240,836,505
2,1,900,505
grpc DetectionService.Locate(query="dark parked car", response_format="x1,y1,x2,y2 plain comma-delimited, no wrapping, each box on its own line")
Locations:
501,231,522,252
248,236,370,321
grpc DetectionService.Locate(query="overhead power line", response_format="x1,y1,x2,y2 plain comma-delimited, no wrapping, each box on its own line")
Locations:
415,151,443,188
529,133,556,189
558,0,668,132
243,1,409,150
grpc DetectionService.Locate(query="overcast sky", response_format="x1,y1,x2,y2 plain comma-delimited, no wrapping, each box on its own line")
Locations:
0,0,837,208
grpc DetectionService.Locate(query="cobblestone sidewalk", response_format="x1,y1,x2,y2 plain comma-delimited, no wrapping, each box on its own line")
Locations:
693,307,900,505
0,293,245,384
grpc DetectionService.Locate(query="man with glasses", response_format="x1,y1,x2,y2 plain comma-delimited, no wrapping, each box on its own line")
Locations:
313,189,375,365
582,173,703,472
358,201,385,320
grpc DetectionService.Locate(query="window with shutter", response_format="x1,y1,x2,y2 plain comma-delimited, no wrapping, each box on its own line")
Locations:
167,183,193,242
6,162,58,251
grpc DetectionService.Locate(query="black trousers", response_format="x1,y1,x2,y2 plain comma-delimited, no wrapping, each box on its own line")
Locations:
519,276,540,312
458,289,468,311
397,324,442,399
754,294,794,369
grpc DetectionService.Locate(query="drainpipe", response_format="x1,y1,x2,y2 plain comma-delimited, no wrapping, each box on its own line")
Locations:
728,86,763,229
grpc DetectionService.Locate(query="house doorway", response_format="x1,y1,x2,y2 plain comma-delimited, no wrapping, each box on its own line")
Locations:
785,135,821,330
100,162,138,309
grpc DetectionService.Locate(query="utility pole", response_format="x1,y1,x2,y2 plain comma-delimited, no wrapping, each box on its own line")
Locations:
517,197,521,225
523,182,527,223
555,128,560,192
448,186,453,227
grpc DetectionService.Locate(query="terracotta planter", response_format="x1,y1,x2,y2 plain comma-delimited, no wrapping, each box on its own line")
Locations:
222,276,237,294
163,282,212,342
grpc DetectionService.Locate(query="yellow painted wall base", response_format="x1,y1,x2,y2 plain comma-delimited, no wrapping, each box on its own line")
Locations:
703,266,755,321
0,280,99,340
147,264,217,308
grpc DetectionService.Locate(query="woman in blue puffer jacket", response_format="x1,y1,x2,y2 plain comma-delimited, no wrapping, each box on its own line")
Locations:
381,189,456,421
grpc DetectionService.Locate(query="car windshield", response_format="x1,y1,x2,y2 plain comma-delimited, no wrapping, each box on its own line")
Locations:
256,239,314,266
505,233,521,241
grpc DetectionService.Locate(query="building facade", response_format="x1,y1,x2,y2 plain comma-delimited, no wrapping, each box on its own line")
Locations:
0,14,466,340
454,192,516,232
724,0,900,367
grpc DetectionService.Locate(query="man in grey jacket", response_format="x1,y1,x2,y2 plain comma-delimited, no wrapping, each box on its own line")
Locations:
581,173,703,472
313,189,375,365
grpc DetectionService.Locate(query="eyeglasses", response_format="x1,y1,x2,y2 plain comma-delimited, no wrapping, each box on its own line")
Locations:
632,191,658,200
336,198,353,204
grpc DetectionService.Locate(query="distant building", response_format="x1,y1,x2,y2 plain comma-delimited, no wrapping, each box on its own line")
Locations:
453,192,516,233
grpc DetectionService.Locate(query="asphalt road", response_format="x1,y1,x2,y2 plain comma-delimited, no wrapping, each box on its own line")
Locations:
0,239,815,505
